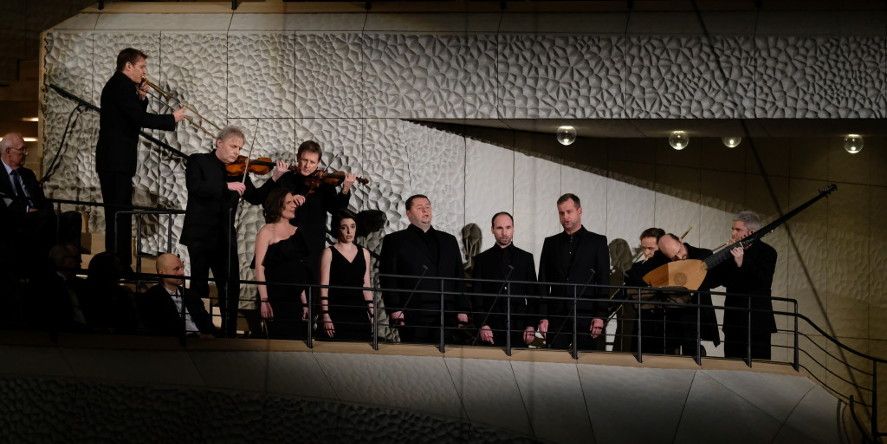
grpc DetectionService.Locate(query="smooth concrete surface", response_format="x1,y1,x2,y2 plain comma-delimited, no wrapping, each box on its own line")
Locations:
0,332,846,443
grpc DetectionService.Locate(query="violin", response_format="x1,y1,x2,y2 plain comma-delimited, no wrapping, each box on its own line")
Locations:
225,155,276,176
304,169,370,195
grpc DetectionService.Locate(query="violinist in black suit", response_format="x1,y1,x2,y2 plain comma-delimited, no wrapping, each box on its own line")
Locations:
274,140,354,262
657,233,722,356
471,212,539,346
96,48,186,266
139,253,215,337
380,194,469,344
538,193,610,351
180,126,279,337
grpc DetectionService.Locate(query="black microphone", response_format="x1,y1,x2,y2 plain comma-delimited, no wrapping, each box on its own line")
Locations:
549,266,598,345
472,264,515,346
395,264,429,326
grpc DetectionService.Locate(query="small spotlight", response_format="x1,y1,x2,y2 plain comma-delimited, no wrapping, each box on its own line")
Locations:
843,134,863,154
722,136,742,148
557,125,577,146
21,117,39,122
23,137,37,142
668,131,689,150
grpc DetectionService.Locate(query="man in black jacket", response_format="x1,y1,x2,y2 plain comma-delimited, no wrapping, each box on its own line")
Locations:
180,126,277,337
274,140,354,263
471,212,539,347
538,193,610,352
380,194,468,344
96,48,186,267
139,253,214,337
657,233,722,356
1,133,79,276
714,211,777,360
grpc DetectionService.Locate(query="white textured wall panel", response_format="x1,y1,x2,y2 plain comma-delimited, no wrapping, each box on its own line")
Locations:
227,32,295,119
464,139,514,252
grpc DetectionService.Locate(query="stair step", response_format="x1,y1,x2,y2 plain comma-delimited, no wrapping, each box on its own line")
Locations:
0,79,37,101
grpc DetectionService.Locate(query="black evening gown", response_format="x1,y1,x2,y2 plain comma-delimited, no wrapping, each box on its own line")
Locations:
325,246,371,341
263,230,311,339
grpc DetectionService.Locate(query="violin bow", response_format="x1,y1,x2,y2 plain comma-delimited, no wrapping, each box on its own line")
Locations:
240,118,261,186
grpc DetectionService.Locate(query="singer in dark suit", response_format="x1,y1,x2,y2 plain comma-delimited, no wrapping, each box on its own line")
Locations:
471,212,539,347
96,48,185,267
380,194,469,344
180,126,277,338
538,194,610,351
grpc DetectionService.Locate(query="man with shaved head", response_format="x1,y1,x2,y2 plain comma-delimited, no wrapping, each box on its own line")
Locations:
657,233,720,355
138,253,214,337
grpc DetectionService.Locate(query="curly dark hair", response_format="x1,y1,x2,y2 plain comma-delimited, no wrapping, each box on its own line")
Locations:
263,188,291,223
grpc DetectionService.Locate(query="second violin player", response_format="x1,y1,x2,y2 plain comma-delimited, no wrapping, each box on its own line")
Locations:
275,140,356,267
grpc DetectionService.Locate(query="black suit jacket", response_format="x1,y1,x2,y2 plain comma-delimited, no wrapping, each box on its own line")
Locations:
139,284,215,336
95,71,176,176
684,243,721,343
538,226,610,319
380,224,467,312
471,243,539,331
711,241,778,334
275,171,351,258
180,151,274,246
0,164,48,214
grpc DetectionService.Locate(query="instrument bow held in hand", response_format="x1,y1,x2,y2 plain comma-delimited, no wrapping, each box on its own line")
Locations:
303,169,370,195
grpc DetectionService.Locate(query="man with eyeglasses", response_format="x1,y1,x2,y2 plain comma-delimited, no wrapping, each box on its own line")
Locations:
656,233,721,356
96,48,187,270
1,133,61,278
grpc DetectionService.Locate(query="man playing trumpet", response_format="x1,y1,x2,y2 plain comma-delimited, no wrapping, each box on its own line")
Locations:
95,48,187,269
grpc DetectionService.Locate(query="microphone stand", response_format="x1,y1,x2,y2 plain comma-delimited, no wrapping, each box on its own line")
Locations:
472,265,515,346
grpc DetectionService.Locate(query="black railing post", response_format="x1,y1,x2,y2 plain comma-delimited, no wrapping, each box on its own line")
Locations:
793,300,799,371
439,278,445,354
166,213,173,253
572,284,578,360
695,295,701,366
873,361,879,439
506,282,512,357
135,214,142,273
372,289,379,351
307,285,314,348
636,288,643,363
746,294,752,367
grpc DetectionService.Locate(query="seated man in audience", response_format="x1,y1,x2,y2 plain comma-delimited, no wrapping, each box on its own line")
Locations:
0,132,82,276
139,253,215,337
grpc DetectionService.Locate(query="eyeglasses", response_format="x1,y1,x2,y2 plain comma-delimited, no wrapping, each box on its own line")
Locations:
7,147,28,155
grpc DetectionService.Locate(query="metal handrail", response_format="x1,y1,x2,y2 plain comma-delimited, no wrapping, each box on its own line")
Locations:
8,267,883,438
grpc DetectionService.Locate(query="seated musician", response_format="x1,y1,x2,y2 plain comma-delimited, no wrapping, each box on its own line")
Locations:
656,234,721,356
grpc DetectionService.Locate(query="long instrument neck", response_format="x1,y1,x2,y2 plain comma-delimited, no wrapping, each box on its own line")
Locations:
703,183,837,270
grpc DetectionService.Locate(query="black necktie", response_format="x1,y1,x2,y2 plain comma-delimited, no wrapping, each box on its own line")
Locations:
10,169,27,200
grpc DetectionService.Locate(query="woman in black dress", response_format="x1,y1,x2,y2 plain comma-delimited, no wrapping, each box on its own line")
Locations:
318,213,374,341
254,188,310,339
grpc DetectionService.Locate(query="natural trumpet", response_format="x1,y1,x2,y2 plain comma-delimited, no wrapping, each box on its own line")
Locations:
141,77,222,138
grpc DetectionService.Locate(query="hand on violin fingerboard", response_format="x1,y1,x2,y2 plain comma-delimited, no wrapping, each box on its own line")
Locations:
272,160,289,182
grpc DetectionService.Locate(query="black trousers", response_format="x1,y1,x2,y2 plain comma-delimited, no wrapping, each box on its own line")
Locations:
188,237,240,338
724,327,772,360
98,171,133,267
